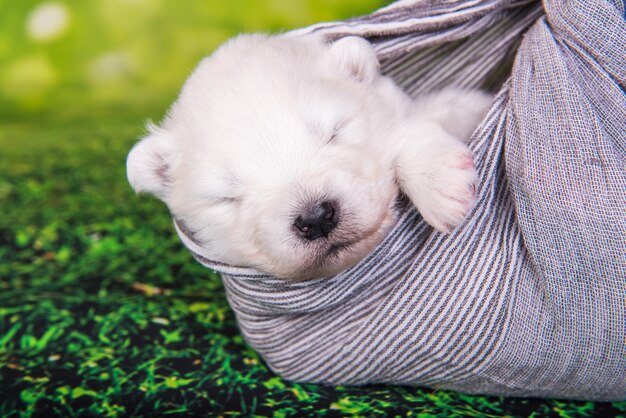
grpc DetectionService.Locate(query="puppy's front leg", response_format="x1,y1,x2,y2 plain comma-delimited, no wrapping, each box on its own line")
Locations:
395,123,478,233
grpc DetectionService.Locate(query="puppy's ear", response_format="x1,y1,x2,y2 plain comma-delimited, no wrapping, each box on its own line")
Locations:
126,123,177,200
330,36,380,83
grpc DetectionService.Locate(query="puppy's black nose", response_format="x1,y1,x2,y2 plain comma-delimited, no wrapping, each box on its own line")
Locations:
294,201,338,240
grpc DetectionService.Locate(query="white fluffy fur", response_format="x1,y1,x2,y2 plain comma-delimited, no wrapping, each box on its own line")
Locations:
126,34,492,280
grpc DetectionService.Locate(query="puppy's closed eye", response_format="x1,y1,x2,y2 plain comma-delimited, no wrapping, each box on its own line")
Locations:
209,196,242,205
196,170,242,206
313,121,347,145
197,185,242,207
325,122,345,144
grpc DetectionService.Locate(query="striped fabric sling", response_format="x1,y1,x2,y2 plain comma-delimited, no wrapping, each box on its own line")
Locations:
174,0,626,400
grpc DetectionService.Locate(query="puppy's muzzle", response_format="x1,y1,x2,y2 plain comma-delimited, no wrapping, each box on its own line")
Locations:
294,200,338,240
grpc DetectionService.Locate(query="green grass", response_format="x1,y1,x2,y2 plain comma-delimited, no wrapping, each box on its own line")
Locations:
1,1,625,417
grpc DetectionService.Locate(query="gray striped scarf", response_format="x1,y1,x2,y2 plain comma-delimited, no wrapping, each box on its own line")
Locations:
175,0,626,400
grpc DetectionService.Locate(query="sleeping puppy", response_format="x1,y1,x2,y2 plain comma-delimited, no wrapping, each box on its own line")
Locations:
126,34,491,280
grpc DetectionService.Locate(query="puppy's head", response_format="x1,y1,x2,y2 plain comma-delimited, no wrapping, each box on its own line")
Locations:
127,34,399,280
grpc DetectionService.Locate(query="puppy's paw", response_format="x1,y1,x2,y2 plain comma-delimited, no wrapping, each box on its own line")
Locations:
397,142,478,233
421,147,478,233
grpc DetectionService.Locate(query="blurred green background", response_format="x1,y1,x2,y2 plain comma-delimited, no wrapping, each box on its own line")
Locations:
0,0,387,117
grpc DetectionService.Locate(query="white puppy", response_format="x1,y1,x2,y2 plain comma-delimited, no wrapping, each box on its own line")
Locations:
127,34,491,280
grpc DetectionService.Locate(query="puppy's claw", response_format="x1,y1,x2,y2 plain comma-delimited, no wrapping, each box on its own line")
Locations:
457,154,475,170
